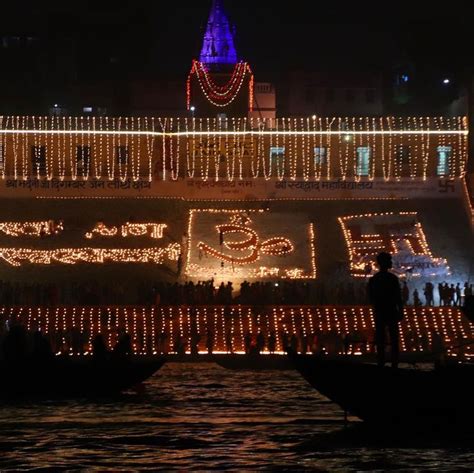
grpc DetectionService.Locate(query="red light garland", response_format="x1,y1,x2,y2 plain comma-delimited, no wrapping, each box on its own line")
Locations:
187,60,254,110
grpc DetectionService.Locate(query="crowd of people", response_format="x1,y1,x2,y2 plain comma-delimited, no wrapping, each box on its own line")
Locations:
402,281,473,307
0,320,133,361
167,328,369,356
0,317,367,358
0,278,472,308
0,279,369,306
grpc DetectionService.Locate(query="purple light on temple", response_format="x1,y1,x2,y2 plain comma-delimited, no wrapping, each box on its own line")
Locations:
200,0,238,67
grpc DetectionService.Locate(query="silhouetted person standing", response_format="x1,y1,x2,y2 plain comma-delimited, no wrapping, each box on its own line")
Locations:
206,328,214,355
424,282,434,306
256,331,265,354
92,333,109,361
402,281,409,306
268,331,276,354
455,283,462,306
244,330,252,354
413,288,422,307
225,328,233,354
113,332,132,359
368,252,404,368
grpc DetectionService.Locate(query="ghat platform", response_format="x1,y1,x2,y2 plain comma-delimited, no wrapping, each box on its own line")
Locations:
1,305,472,359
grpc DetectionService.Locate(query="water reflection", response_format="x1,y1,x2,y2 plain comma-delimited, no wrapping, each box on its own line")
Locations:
0,363,472,470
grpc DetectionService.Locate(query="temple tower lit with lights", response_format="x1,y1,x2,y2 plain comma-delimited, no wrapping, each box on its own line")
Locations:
186,0,254,117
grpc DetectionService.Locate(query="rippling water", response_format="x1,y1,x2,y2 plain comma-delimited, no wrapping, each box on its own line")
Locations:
1,363,473,470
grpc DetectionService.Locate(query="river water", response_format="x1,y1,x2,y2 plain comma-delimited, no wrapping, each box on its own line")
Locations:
1,363,473,471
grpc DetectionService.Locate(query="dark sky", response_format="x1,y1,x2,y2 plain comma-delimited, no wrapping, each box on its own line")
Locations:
3,0,472,80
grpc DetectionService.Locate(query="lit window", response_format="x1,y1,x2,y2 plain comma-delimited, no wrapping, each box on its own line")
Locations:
31,146,46,176
83,106,93,113
313,147,326,166
217,113,228,129
116,146,128,165
356,147,370,176
76,146,91,174
397,145,410,165
437,146,451,176
49,106,65,117
270,147,285,161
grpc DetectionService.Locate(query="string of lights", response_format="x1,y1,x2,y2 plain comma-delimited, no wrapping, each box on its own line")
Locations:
0,243,180,267
187,60,254,110
0,220,63,237
0,117,467,182
339,212,450,278
185,208,316,279
1,305,471,358
84,222,167,239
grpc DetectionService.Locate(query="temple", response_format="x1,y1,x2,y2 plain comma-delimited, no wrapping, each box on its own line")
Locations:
199,0,238,68
187,0,254,117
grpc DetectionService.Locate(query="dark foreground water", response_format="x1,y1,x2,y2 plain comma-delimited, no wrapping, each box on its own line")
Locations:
1,363,473,471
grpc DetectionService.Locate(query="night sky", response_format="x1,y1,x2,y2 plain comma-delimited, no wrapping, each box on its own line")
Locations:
2,0,472,80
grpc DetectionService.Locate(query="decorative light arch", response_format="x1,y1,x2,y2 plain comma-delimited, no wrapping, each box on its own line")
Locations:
186,60,254,110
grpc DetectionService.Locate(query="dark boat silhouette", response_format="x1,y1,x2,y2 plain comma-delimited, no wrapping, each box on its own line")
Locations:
287,350,474,428
0,355,166,398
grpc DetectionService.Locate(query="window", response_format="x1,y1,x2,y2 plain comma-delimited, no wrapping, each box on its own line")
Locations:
217,113,228,130
116,145,128,165
31,145,46,176
49,106,66,117
76,146,91,173
395,145,411,177
305,88,315,103
345,89,355,103
356,147,370,177
270,147,285,162
437,146,451,176
325,88,335,103
396,74,409,85
313,147,326,166
396,145,410,166
256,83,272,93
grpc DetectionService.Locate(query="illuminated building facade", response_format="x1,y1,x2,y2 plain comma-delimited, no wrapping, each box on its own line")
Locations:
0,116,467,184
0,115,471,286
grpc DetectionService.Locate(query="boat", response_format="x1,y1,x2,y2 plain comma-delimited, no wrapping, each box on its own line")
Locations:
287,350,474,428
0,355,166,399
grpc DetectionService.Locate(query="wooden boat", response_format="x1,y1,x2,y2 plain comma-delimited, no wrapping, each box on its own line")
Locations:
0,355,166,398
287,350,474,428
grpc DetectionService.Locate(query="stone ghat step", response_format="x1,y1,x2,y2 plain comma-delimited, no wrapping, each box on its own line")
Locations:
1,305,472,357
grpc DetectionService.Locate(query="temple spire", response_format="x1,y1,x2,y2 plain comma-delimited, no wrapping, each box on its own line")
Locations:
199,0,238,68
